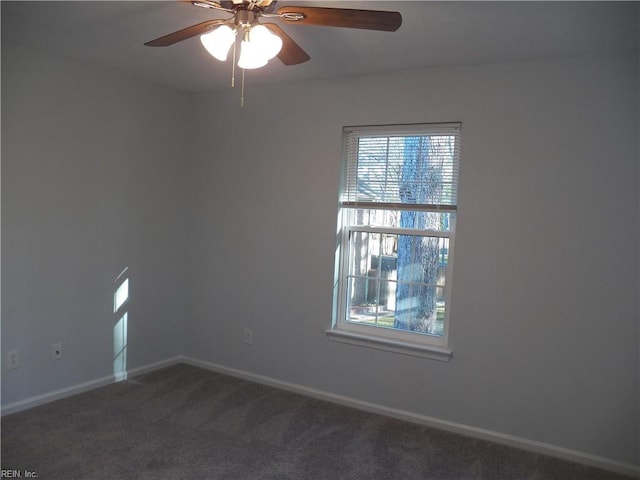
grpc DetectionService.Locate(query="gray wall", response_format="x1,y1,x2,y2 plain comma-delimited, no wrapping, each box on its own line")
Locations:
185,55,639,466
2,43,189,404
2,41,639,468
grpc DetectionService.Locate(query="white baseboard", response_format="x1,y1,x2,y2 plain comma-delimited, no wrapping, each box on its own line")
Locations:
182,356,640,479
3,355,638,478
1,356,182,417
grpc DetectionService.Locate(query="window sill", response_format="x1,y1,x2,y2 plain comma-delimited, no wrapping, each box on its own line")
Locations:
325,328,453,362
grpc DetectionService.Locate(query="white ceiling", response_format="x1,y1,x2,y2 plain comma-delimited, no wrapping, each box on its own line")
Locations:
2,1,638,93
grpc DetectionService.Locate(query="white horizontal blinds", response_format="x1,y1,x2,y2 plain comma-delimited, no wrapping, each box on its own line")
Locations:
342,123,460,211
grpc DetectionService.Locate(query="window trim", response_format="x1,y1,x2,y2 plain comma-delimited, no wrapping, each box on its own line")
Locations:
325,328,453,362
329,123,460,360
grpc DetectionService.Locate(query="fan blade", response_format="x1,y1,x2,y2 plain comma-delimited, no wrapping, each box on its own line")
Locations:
276,6,402,32
191,1,235,14
145,19,228,47
264,23,310,65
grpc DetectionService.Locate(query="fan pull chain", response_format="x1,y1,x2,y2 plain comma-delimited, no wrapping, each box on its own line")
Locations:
231,40,236,88
228,40,246,107
240,68,245,107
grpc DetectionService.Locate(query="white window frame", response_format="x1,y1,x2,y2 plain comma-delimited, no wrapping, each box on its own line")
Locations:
327,123,461,362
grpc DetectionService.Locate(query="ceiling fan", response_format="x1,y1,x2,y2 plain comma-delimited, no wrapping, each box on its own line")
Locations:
145,0,402,69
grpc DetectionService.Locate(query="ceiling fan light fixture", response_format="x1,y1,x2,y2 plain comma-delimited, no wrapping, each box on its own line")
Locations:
200,25,236,61
237,25,281,69
248,24,282,60
147,2,402,72
238,36,268,69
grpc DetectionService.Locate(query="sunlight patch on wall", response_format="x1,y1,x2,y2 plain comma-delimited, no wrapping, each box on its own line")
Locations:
113,268,129,382
113,313,128,382
114,278,129,313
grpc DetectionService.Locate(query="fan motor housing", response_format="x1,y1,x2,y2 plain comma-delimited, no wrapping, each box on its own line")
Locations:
221,0,275,11
235,9,260,27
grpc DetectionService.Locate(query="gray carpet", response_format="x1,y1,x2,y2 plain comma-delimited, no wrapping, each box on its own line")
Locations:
1,363,633,479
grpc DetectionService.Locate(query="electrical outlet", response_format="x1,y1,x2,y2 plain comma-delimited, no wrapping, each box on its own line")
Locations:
243,328,253,345
7,350,19,370
52,343,63,360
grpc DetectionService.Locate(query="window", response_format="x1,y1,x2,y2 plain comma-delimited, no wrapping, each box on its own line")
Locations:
329,123,461,361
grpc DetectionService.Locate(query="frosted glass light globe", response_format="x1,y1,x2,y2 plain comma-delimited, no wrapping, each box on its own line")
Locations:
200,25,236,61
238,38,268,69
248,25,282,60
